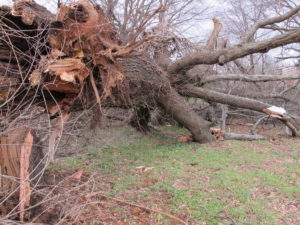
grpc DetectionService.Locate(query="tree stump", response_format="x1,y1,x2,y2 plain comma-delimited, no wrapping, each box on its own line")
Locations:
0,128,43,220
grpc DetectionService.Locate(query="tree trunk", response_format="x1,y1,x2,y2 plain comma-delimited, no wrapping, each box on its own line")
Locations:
122,57,213,142
180,84,300,136
158,88,213,143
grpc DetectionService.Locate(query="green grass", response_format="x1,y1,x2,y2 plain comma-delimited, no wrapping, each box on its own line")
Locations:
53,126,300,224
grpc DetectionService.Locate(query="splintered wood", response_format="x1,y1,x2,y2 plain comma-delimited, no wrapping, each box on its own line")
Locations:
19,129,33,221
0,128,33,220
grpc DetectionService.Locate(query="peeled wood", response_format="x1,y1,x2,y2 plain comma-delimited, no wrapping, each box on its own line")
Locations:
0,129,28,192
19,129,33,221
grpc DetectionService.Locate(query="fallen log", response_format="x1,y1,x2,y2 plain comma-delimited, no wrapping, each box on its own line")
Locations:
180,84,300,136
224,132,266,141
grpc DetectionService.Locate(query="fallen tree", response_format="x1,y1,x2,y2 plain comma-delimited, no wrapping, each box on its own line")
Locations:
1,0,300,144
1,0,300,221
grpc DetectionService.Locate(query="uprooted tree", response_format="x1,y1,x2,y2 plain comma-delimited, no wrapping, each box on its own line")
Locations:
0,0,300,144
1,0,300,221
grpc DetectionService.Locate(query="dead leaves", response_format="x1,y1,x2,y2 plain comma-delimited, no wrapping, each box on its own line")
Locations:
135,166,154,172
68,167,84,181
177,135,193,143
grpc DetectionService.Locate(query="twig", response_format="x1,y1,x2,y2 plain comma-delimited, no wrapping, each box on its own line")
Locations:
129,4,164,44
85,192,188,225
240,4,300,43
112,35,154,58
251,115,269,135
89,73,103,116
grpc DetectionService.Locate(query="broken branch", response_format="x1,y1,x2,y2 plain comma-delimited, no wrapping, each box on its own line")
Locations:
241,4,300,43
201,73,300,84
168,29,300,74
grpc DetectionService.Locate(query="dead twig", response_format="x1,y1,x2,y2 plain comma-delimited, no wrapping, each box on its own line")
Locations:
85,192,188,225
129,4,164,45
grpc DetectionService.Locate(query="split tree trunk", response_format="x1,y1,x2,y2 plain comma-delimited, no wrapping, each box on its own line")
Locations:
0,128,43,219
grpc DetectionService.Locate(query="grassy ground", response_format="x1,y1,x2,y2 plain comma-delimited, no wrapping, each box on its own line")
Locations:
52,125,300,225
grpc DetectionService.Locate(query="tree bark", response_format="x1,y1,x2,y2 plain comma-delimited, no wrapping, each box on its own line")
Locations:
224,133,266,140
168,29,300,74
201,73,300,84
158,88,213,143
121,57,213,142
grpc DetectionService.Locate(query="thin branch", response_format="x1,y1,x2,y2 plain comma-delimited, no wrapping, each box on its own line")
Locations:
89,72,102,115
201,73,300,84
168,29,300,74
241,4,300,43
276,55,300,59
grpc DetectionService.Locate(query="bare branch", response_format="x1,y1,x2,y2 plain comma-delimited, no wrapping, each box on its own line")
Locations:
276,55,300,59
201,73,300,84
224,132,266,140
241,4,300,43
168,29,300,74
180,84,269,111
179,84,300,136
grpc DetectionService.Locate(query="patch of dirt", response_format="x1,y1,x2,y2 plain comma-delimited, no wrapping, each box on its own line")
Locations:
270,199,300,224
251,185,300,224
